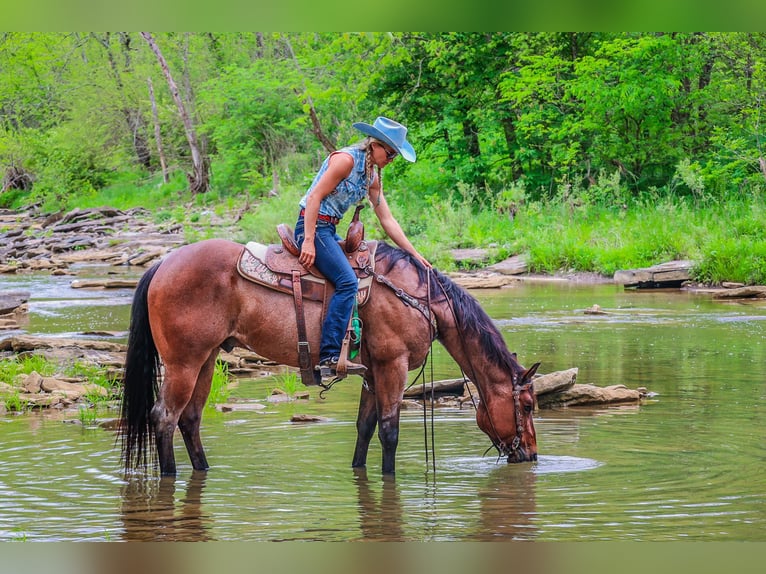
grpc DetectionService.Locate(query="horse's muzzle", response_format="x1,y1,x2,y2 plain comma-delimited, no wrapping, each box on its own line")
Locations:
507,448,537,463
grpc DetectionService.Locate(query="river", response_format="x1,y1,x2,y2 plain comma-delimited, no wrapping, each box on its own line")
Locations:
1,270,764,541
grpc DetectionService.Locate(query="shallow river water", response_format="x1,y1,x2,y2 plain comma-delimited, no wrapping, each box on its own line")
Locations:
1,270,765,541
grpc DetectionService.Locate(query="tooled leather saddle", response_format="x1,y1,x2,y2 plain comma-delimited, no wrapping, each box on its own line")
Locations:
236,206,377,386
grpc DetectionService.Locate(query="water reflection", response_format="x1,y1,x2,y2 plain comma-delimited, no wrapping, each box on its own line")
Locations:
119,472,212,542
353,469,405,541
473,466,537,541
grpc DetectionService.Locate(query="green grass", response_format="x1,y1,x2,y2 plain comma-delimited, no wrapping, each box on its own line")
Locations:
273,371,306,396
206,359,232,408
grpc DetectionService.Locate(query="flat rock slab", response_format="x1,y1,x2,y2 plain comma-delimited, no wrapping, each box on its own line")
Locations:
488,254,528,275
70,279,139,289
712,285,766,299
614,260,694,288
537,383,643,408
448,272,516,289
0,290,30,314
450,248,490,266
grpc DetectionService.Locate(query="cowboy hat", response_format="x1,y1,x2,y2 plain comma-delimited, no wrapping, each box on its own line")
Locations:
352,116,416,162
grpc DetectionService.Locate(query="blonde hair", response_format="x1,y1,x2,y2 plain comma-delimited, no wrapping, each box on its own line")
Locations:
360,137,383,204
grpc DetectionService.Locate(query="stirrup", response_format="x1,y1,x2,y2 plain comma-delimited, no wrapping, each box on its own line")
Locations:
315,360,367,379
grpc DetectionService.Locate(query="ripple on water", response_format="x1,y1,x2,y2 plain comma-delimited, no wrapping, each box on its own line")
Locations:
439,454,602,475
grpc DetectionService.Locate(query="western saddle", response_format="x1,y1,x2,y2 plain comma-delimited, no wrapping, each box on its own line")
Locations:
237,206,376,387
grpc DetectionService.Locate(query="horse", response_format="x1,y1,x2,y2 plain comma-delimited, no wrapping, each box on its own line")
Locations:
120,238,540,476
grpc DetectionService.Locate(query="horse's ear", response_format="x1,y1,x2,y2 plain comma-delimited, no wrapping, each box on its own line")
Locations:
522,362,541,383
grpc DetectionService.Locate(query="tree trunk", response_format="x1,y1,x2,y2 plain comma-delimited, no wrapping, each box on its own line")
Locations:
94,33,151,170
147,77,169,184
140,32,209,194
283,35,336,154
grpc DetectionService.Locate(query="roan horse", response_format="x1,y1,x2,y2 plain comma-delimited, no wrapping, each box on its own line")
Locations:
121,237,540,476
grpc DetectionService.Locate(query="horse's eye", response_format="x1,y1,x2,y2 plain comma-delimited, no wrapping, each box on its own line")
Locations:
524,405,533,414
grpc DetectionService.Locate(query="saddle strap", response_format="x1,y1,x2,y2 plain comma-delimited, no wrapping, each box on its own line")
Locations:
335,315,355,378
291,270,315,386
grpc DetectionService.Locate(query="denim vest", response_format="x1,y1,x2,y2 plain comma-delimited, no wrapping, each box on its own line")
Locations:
299,146,369,220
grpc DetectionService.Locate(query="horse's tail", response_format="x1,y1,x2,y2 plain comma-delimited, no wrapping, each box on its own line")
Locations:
120,262,162,472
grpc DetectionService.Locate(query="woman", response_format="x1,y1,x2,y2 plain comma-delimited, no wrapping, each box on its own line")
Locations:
295,116,431,378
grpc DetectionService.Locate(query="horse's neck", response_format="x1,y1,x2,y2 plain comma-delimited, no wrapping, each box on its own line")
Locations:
434,312,504,390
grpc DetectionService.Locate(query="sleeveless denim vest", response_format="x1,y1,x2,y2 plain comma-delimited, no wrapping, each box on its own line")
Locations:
299,146,369,220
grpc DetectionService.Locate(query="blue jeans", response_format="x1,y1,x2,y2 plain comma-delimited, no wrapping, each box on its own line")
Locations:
294,217,358,362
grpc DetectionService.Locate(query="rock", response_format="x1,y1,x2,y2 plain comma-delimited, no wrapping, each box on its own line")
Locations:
536,383,642,408
712,285,766,299
450,248,490,266
403,378,466,398
0,290,30,314
448,272,515,289
584,304,607,315
488,254,528,275
614,260,694,288
0,335,126,353
533,368,578,396
216,402,267,412
290,414,328,423
400,399,424,410
21,371,44,393
70,279,138,289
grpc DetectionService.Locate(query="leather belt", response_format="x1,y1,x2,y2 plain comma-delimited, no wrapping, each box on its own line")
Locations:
299,209,340,225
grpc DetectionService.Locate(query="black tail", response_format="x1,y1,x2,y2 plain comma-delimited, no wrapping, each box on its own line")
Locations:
121,262,162,471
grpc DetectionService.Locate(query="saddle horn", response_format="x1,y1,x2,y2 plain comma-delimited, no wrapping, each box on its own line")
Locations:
344,205,365,253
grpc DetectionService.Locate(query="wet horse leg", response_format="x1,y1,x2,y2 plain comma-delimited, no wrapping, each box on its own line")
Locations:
151,363,202,476
177,351,218,471
352,380,378,468
374,363,407,475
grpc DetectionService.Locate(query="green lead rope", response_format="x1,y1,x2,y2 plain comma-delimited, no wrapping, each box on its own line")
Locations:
349,303,362,360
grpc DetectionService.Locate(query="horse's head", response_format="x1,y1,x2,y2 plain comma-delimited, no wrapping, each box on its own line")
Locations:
476,361,540,463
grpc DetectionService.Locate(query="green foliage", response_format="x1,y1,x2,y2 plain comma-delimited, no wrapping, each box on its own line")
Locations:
206,358,232,407
236,185,305,244
0,355,56,382
273,371,305,396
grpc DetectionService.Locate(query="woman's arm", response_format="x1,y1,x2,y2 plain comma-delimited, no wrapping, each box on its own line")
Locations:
298,153,354,268
369,181,432,269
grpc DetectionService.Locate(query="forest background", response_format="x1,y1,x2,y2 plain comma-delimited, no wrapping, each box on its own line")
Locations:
1,32,766,283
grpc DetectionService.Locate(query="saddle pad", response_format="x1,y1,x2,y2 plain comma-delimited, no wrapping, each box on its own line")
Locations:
237,243,373,306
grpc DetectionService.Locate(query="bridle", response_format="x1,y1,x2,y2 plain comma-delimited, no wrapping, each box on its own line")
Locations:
487,382,533,460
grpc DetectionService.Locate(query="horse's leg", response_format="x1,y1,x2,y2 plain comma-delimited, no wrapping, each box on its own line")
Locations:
374,362,408,475
352,379,378,469
151,363,201,476
177,351,217,471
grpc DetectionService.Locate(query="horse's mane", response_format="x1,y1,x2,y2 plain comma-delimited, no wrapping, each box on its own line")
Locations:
375,242,521,374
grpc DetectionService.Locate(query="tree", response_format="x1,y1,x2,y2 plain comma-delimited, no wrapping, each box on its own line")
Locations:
141,32,209,193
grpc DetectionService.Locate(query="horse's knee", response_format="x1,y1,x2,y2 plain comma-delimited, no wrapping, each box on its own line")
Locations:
151,402,178,435
378,421,399,449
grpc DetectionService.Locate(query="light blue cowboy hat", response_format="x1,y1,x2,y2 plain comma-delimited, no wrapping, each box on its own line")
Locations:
352,116,416,162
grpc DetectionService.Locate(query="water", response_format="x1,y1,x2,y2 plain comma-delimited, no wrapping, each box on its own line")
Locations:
1,272,765,541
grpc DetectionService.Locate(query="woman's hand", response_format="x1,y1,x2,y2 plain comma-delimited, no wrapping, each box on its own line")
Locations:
299,237,316,268
412,251,432,269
